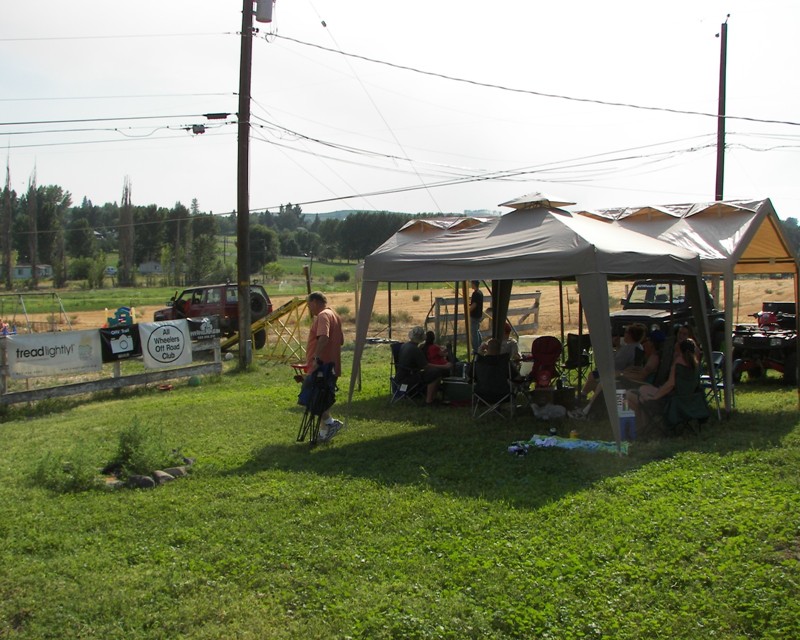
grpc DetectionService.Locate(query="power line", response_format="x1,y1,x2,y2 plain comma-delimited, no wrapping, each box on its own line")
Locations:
0,114,214,127
0,32,232,42
0,92,235,102
273,33,800,128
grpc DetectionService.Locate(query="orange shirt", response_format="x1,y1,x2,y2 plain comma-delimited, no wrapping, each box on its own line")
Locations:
305,307,344,375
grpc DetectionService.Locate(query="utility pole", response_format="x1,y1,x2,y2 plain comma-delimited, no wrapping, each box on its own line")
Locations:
714,15,729,201
236,0,255,370
236,0,274,369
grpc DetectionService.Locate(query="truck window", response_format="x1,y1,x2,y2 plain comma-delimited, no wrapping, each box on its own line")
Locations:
628,283,656,304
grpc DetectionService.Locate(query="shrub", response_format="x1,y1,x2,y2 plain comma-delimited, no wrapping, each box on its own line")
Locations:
32,448,102,493
371,310,413,324
333,271,351,283
412,295,420,302
335,305,350,318
104,419,183,478
264,262,285,281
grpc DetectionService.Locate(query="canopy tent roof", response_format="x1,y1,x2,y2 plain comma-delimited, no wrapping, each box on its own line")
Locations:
351,203,714,449
498,191,577,210
575,198,798,275
363,206,702,282
575,197,799,404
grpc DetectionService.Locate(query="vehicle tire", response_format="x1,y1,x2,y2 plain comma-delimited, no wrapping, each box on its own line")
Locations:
254,328,267,350
746,365,763,380
250,292,268,318
784,351,797,386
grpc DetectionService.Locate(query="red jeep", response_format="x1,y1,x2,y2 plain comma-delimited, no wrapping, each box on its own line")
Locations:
153,283,273,348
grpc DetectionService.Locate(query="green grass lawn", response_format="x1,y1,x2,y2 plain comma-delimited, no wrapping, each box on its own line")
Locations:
1,346,798,639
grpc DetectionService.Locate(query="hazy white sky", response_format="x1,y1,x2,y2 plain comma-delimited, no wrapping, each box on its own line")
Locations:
2,1,798,219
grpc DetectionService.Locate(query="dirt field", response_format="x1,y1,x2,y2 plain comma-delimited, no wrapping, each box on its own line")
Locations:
26,277,796,344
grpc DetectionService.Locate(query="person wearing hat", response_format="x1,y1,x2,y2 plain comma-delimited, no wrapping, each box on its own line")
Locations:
397,326,451,405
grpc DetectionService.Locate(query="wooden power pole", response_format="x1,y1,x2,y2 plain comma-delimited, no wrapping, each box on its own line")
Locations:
715,15,729,201
236,0,255,369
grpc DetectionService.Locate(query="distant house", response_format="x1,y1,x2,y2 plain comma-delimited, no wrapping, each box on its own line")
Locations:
12,264,53,280
138,261,162,275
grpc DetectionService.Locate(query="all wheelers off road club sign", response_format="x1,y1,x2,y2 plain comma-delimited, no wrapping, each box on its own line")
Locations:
4,317,220,378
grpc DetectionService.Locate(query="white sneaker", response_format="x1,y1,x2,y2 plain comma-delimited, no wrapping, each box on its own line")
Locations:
319,419,343,442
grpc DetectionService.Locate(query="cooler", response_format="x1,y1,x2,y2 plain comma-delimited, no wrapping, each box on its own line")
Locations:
616,388,636,440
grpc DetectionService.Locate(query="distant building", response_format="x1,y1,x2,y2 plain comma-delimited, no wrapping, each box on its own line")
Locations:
138,261,162,275
10,264,53,280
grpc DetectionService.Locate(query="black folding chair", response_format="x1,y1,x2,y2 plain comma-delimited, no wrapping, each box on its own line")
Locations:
472,352,515,419
700,351,742,411
296,362,337,445
562,333,592,388
389,341,424,404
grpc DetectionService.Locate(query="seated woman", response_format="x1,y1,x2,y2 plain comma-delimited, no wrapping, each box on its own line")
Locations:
477,323,521,373
580,323,645,400
620,329,665,385
397,326,451,405
423,330,453,372
627,337,708,432
499,322,522,376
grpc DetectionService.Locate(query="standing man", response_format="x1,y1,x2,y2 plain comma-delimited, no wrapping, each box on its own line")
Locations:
305,291,345,442
469,280,484,354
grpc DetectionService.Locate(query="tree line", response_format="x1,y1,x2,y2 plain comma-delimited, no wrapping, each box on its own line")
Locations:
0,173,421,290
8,172,795,292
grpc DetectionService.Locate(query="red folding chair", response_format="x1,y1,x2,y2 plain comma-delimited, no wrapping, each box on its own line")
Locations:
527,336,562,388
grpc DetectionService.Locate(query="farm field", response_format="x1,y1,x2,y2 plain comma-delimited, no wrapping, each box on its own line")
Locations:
8,276,797,345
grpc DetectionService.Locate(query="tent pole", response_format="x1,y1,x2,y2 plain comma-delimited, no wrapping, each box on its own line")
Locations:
452,282,459,356
559,280,565,351
387,283,392,340
577,293,585,389
462,281,472,361
795,266,800,411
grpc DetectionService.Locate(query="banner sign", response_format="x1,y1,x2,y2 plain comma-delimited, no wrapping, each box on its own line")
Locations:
187,316,220,341
99,325,142,362
6,330,103,379
139,321,193,369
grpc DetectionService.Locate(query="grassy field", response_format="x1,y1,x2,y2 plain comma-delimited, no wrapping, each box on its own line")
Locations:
1,345,798,639
0,257,418,318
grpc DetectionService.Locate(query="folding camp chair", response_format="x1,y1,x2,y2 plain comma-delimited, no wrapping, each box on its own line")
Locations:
700,351,742,410
389,341,424,404
472,352,515,419
527,336,563,388
296,362,337,445
562,333,592,388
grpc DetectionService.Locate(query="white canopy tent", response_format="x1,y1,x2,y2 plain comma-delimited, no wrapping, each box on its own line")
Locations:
349,195,713,448
575,198,800,407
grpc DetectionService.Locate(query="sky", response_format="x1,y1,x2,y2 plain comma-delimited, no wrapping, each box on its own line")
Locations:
1,1,799,220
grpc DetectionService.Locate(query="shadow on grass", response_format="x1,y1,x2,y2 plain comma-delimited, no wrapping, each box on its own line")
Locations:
227,393,799,510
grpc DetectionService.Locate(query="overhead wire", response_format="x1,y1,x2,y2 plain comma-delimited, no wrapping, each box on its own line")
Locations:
274,33,800,128
266,10,444,212
250,102,381,211
0,92,235,102
3,27,795,211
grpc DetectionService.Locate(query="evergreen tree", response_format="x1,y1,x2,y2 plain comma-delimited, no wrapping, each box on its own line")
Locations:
118,177,135,287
